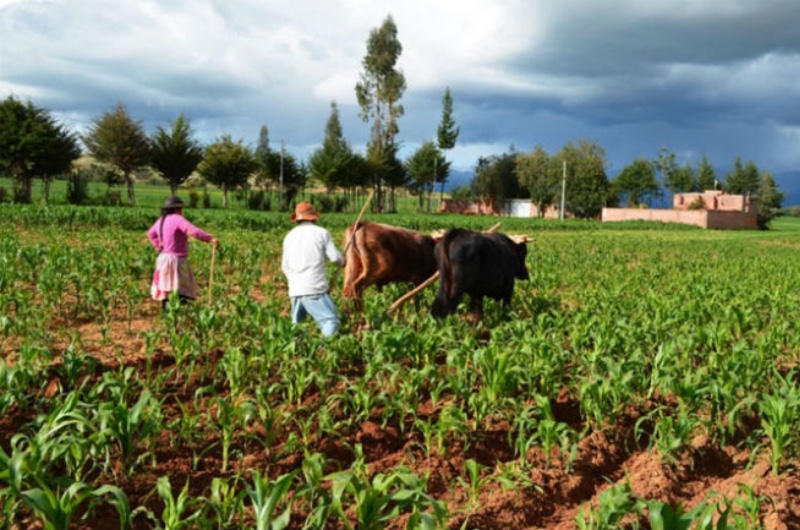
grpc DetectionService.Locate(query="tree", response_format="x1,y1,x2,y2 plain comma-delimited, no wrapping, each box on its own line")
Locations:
406,140,447,211
34,121,81,204
82,103,150,206
516,145,556,217
197,135,258,208
724,157,760,195
254,125,271,189
355,14,406,212
612,158,660,207
471,148,519,213
150,114,204,195
653,147,677,189
0,96,80,203
436,87,459,203
307,101,355,192
556,139,609,218
665,163,697,194
757,170,784,229
696,154,717,191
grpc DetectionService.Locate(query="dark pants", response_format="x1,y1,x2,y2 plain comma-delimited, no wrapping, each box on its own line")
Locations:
161,295,192,311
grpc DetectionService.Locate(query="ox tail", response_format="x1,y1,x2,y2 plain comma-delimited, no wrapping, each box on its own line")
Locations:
342,223,365,299
438,229,461,299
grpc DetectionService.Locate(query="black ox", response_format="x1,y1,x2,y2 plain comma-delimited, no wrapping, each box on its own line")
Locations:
431,228,530,324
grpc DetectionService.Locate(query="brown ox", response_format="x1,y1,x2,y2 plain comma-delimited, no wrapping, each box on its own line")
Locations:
342,221,437,310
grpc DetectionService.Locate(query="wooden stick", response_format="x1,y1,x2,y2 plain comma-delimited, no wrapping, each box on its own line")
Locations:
208,244,216,304
387,222,502,314
387,271,440,314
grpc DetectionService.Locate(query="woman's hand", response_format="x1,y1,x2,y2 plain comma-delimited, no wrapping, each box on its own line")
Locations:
211,238,220,249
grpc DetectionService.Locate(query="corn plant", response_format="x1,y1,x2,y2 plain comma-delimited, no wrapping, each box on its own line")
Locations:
759,378,800,474
20,480,131,530
457,458,490,512
134,476,204,530
327,462,447,530
296,451,333,530
95,388,163,475
245,469,298,530
575,480,642,530
213,396,257,472
200,476,247,530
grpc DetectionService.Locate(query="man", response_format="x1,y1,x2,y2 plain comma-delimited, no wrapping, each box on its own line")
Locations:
281,201,345,337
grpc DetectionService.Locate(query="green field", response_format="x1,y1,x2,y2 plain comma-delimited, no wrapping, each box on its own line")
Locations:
1,205,799,529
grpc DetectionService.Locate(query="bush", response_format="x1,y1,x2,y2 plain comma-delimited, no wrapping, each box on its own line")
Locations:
686,196,706,210
248,190,268,210
311,193,348,213
189,190,200,209
450,184,474,200
202,190,212,209
66,170,90,205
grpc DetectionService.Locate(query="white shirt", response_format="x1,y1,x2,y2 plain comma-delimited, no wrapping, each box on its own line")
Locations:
281,222,344,297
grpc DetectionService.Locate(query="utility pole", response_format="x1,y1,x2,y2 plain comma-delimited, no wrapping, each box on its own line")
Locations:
560,160,566,221
279,139,284,211
430,155,437,213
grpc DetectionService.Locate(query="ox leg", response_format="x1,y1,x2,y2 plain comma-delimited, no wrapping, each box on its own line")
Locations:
468,295,484,327
432,284,462,319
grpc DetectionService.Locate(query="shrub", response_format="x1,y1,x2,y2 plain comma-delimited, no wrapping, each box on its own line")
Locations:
686,196,706,210
248,190,267,210
67,170,90,205
188,190,200,209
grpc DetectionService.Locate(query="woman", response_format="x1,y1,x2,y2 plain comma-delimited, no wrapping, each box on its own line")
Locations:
147,196,219,309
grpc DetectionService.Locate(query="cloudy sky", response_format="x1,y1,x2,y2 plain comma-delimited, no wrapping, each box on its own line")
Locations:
2,0,799,185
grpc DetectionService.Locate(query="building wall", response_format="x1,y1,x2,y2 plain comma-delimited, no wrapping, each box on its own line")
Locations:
673,190,756,213
601,207,758,229
440,198,563,218
439,199,497,215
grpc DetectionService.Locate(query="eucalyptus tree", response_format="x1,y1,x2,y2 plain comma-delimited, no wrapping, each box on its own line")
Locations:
355,14,406,212
150,113,204,195
197,135,258,208
82,103,150,206
436,87,459,202
0,95,80,203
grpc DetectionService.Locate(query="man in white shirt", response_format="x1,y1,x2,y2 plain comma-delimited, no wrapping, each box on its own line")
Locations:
281,202,345,337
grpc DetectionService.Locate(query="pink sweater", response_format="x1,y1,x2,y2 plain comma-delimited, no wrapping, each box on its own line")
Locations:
147,214,213,257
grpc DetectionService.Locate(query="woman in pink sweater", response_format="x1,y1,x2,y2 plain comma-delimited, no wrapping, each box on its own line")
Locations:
147,196,219,308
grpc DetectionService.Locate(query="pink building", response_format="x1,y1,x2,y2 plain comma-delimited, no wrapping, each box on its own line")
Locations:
602,190,758,229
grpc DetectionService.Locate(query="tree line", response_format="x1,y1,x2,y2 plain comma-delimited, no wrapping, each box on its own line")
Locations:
0,14,785,227
472,142,784,228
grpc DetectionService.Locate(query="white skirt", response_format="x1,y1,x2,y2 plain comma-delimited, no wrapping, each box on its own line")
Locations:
151,254,197,301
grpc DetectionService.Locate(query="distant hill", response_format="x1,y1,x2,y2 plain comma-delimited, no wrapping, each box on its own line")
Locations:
443,169,472,192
